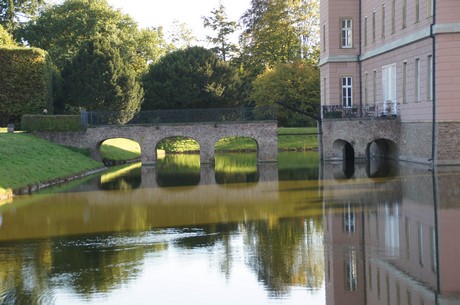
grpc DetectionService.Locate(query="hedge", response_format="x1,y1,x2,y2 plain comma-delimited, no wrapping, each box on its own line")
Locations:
21,115,82,132
0,47,53,127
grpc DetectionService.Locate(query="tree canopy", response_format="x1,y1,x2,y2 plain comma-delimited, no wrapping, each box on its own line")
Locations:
251,60,320,126
61,38,143,123
0,0,44,33
142,46,240,110
19,0,165,73
0,24,14,45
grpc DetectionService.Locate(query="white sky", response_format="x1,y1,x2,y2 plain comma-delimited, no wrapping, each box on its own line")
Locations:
106,0,251,44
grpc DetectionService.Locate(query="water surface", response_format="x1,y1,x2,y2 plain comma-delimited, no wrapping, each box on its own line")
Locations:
1,152,459,305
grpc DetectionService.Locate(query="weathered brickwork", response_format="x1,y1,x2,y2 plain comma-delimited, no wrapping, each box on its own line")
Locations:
436,122,460,165
34,121,278,165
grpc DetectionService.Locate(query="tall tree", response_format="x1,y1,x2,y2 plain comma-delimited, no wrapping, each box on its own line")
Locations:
167,21,196,50
20,0,165,73
61,38,143,124
142,46,240,110
202,2,239,61
239,0,320,76
0,0,44,33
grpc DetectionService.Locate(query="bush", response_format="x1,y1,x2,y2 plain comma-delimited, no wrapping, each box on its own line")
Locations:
0,47,54,127
21,115,82,132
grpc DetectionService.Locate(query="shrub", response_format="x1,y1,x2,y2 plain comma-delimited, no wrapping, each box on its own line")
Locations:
21,115,82,132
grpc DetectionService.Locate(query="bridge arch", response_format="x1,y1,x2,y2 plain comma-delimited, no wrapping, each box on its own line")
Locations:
365,139,398,161
332,139,355,163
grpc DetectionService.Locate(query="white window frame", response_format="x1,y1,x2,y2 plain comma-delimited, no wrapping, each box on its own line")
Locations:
427,55,433,101
341,76,353,107
415,58,421,102
341,19,353,48
382,63,397,114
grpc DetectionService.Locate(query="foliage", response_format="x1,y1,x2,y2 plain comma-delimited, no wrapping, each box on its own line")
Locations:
0,0,44,33
19,0,165,73
251,60,320,126
0,24,14,45
21,114,82,132
239,0,320,77
61,38,143,124
142,46,240,110
0,46,53,126
0,132,101,191
168,21,197,50
202,3,239,61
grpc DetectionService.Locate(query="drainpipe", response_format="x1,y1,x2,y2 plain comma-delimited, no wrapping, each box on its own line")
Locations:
358,0,363,117
430,0,437,165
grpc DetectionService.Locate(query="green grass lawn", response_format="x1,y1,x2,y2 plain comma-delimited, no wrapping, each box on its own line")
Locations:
0,132,102,193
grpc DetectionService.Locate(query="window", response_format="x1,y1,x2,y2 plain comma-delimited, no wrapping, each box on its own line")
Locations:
415,0,420,23
428,0,433,17
323,77,327,104
341,19,352,48
372,11,376,42
323,23,326,51
365,72,369,104
415,58,421,101
382,4,386,38
342,76,353,107
418,222,424,267
402,0,407,28
364,17,368,45
345,248,358,291
373,70,377,103
343,203,356,233
382,64,396,109
403,61,407,103
427,55,433,101
392,0,396,34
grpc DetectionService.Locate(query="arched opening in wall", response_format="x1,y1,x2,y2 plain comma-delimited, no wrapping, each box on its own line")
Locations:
99,138,141,166
332,140,355,179
155,136,200,187
214,136,259,184
365,139,399,178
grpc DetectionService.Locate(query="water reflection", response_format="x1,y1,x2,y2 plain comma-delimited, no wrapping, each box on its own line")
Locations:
322,163,460,305
1,154,460,305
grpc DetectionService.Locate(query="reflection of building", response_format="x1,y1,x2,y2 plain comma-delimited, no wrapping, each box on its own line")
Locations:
322,163,460,305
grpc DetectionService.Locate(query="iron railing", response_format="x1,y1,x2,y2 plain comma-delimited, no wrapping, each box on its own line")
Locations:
322,102,399,119
81,106,276,127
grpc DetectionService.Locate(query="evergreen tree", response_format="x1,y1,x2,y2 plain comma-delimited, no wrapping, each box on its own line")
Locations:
142,46,240,110
61,38,143,124
202,3,239,61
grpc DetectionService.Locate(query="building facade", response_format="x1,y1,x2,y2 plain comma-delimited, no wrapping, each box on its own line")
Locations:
320,0,460,165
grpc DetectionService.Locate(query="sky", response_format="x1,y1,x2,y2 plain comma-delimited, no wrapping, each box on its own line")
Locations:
106,0,251,44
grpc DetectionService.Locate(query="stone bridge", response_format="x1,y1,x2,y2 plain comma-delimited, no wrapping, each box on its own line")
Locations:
36,121,278,165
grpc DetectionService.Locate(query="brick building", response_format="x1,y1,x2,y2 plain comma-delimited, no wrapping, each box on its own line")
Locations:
319,0,460,165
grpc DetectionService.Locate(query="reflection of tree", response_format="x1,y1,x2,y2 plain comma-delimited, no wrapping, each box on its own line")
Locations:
174,223,239,279
50,234,164,297
243,217,324,297
99,166,142,190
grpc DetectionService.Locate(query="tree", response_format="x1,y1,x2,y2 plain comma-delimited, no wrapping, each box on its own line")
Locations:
251,60,320,126
239,0,320,76
167,21,197,50
20,0,165,73
61,38,143,124
142,46,240,110
202,2,239,61
0,0,44,33
0,23,14,45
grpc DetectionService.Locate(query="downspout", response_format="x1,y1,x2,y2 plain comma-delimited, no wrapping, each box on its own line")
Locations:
430,0,437,165
358,0,363,117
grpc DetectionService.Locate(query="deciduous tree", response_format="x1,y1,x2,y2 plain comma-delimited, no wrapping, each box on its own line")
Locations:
0,0,44,33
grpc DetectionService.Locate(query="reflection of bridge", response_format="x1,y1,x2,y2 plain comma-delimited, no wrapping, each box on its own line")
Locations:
35,108,278,165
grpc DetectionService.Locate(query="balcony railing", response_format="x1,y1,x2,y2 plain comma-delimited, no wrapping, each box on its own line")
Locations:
322,102,399,119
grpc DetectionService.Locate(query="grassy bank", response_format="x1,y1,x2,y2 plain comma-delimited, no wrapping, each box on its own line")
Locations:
0,132,102,195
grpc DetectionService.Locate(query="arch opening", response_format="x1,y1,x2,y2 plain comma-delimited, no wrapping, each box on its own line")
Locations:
99,138,141,166
332,140,355,179
214,136,259,184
